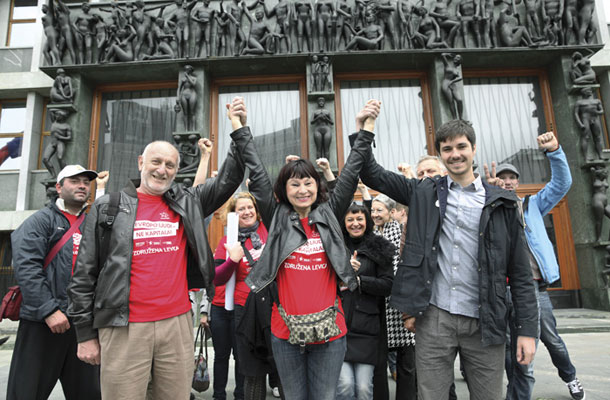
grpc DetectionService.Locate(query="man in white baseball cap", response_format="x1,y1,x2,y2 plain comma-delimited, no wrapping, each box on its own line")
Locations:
7,164,100,399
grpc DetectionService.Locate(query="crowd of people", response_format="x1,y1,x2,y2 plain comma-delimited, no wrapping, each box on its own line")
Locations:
7,97,586,400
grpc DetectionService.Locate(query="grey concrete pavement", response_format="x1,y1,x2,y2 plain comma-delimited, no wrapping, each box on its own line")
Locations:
0,308,609,399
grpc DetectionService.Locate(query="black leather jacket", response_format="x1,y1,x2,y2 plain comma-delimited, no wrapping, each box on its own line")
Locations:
67,127,254,343
243,130,375,293
360,142,538,346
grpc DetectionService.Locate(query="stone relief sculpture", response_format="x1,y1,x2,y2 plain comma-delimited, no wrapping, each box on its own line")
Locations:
310,54,321,91
319,55,332,91
43,109,72,178
176,65,198,131
42,0,61,66
591,166,610,242
40,0,600,66
441,53,464,120
311,97,334,160
50,68,75,103
294,0,314,53
574,87,604,162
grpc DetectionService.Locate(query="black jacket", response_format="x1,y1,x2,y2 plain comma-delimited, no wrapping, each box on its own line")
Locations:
243,130,375,294
342,233,394,365
360,143,538,346
11,202,86,322
67,127,253,343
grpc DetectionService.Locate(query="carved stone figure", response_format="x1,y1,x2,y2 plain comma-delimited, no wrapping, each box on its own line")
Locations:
42,0,60,66
591,166,610,242
166,0,197,58
56,0,77,64
498,8,538,47
577,0,597,45
103,24,137,62
376,0,399,49
574,87,604,161
176,65,198,131
310,54,321,91
50,69,75,103
316,0,335,51
345,8,384,50
191,0,215,57
260,0,293,53
241,5,279,55
542,0,564,45
223,0,248,56
143,13,176,59
398,0,415,49
563,0,578,44
99,2,128,29
429,0,459,48
74,3,101,64
411,5,449,49
128,0,166,60
570,51,596,85
92,14,110,63
215,5,232,56
441,53,464,120
43,109,72,178
174,133,201,173
334,0,353,51
480,0,496,48
457,0,481,48
293,0,314,53
319,55,332,91
524,0,543,40
311,97,334,160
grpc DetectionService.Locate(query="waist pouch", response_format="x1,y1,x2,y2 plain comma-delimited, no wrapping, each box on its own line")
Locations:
277,298,341,349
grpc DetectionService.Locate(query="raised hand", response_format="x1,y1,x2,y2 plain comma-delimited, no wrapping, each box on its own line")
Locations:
226,96,247,130
355,99,381,132
350,250,361,271
483,161,505,188
537,131,559,152
198,138,213,156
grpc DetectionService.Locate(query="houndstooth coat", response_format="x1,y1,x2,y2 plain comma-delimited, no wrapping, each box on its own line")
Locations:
375,220,416,349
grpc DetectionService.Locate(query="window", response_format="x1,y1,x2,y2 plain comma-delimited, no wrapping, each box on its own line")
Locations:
7,0,37,47
93,85,178,193
0,232,15,295
212,76,306,182
0,101,26,171
336,72,433,170
462,73,552,185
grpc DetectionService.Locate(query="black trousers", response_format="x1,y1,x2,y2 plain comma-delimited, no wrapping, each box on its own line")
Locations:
396,345,417,400
6,319,101,400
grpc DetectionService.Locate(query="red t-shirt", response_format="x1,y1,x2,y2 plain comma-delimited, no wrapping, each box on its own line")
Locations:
128,192,191,322
213,224,268,308
61,211,81,273
271,218,346,342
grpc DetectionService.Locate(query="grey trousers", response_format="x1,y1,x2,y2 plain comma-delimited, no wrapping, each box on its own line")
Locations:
415,305,505,400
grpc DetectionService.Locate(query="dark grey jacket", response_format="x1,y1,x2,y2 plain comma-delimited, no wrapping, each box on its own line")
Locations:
243,130,376,294
12,202,86,322
360,146,538,346
67,127,254,343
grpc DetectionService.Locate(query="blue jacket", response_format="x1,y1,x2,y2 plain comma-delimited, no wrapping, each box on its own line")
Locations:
523,147,572,285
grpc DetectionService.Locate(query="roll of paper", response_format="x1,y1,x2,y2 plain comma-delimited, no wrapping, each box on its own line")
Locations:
224,212,238,311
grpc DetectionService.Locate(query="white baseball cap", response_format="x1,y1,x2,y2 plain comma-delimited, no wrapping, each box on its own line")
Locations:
56,165,98,183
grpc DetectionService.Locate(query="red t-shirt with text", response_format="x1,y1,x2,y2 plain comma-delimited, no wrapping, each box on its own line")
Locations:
61,211,81,274
271,218,346,342
128,192,191,322
213,224,267,308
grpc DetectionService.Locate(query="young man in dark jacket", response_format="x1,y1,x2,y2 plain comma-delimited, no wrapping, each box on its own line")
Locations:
68,120,254,399
359,107,538,400
7,164,101,400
